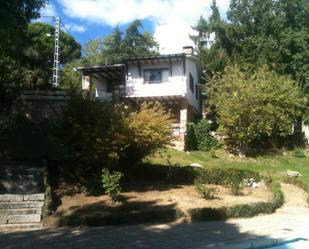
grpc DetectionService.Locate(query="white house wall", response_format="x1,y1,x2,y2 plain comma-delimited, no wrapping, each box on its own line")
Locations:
93,76,112,100
185,58,201,113
126,60,186,97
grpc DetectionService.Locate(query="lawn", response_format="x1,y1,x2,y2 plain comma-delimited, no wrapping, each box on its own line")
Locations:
144,148,309,187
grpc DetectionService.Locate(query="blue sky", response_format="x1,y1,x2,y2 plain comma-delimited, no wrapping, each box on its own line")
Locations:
39,0,229,54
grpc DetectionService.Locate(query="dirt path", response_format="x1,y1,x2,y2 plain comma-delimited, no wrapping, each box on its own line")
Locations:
275,183,309,215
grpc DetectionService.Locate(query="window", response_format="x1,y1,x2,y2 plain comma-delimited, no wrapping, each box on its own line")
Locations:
189,73,194,93
195,84,199,100
144,69,169,83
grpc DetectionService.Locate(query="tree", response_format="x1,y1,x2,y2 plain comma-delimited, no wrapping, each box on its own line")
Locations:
83,20,159,65
0,0,47,113
206,65,304,154
191,0,230,77
24,22,81,88
192,0,309,87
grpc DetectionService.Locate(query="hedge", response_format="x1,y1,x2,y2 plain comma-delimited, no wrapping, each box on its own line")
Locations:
188,177,284,221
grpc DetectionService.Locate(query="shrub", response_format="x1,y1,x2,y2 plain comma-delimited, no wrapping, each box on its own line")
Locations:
187,119,218,151
195,168,261,186
101,168,124,203
292,147,306,158
121,102,173,165
230,182,243,196
206,65,304,155
195,183,217,199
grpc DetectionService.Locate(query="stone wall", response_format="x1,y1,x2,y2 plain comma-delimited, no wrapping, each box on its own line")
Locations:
21,90,70,121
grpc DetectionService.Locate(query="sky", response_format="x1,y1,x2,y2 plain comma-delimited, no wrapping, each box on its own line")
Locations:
39,0,229,54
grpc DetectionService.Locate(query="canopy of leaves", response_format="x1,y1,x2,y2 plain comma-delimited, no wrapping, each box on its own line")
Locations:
192,0,309,93
0,0,47,113
206,66,304,154
83,20,159,66
24,22,81,88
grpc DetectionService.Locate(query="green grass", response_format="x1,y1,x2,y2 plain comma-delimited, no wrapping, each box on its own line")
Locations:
144,148,309,187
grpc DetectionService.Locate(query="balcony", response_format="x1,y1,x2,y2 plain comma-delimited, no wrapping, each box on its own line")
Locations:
126,77,185,98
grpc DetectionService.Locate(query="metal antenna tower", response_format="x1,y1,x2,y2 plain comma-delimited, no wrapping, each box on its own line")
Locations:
52,17,60,87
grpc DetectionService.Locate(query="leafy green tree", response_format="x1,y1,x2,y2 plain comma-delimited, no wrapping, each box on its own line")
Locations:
82,20,159,65
0,0,47,113
206,65,304,154
24,22,81,88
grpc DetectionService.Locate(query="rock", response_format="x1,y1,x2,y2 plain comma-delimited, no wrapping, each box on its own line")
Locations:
287,171,301,177
190,163,203,168
228,154,235,160
252,182,259,188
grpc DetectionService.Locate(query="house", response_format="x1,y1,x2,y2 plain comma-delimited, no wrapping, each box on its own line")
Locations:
76,46,202,150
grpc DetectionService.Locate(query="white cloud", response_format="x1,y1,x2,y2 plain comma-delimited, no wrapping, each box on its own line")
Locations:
57,0,229,53
40,3,57,17
65,23,86,33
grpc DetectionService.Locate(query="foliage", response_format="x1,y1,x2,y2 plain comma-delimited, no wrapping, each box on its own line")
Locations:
79,20,159,67
206,65,304,154
292,148,306,158
24,22,81,88
195,183,217,200
230,182,243,196
57,95,128,179
121,102,173,166
101,168,124,202
195,168,261,186
187,119,218,151
192,0,309,119
0,0,47,113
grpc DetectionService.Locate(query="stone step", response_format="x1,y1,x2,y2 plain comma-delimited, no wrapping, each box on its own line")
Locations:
0,208,42,216
0,180,44,195
0,201,44,209
0,214,42,224
7,214,41,224
0,223,43,232
0,194,44,202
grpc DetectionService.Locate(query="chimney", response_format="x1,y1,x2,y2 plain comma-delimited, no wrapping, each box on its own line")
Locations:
182,46,193,55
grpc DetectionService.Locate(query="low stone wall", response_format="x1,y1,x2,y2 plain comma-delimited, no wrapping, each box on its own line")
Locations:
21,90,70,121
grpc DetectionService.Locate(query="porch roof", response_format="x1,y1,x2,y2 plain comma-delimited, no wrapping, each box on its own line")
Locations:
75,64,125,80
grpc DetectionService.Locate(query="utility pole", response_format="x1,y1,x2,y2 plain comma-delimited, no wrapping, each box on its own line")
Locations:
52,17,60,87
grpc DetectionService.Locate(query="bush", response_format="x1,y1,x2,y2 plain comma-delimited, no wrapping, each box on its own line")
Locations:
292,148,306,158
195,183,217,199
187,119,218,151
206,65,304,155
230,182,243,196
121,102,173,166
56,96,173,188
195,168,261,186
101,168,124,203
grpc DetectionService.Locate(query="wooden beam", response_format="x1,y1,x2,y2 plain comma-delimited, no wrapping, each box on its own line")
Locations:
138,61,142,77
